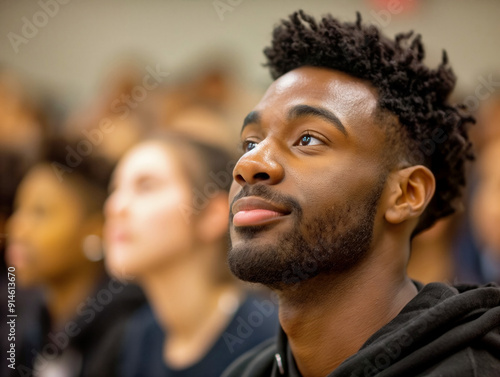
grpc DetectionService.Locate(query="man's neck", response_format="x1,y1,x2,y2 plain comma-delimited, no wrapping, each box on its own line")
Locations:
277,253,417,377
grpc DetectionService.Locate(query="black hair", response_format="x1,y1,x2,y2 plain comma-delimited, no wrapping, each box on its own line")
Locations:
264,10,474,235
41,137,115,216
146,131,234,196
0,150,30,219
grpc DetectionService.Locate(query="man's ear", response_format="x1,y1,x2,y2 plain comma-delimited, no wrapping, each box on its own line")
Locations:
385,165,435,225
195,192,229,243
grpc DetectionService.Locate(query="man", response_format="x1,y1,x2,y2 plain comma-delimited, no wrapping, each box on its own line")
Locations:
223,11,500,377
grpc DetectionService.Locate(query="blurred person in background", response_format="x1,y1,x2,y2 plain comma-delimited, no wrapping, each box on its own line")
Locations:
64,56,152,163
5,138,145,377
0,67,52,161
468,91,500,152
453,93,500,283
0,66,57,252
407,216,460,283
0,66,59,373
470,135,500,282
143,52,262,153
64,52,260,163
104,132,278,377
408,91,500,285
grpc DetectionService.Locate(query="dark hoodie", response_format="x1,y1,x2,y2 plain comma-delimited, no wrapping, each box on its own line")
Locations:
222,282,500,377
11,276,145,377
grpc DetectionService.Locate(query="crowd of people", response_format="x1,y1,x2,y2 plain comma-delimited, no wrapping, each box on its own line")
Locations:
1,59,279,376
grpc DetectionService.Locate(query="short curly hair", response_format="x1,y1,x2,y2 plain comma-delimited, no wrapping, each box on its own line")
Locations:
264,10,474,235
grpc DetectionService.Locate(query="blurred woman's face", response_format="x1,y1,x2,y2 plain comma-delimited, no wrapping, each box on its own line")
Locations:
472,140,500,255
6,165,91,286
104,142,195,279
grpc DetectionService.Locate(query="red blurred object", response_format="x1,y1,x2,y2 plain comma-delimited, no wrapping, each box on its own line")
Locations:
367,0,419,14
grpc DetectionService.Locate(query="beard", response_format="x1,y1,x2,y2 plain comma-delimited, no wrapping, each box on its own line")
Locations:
228,180,385,290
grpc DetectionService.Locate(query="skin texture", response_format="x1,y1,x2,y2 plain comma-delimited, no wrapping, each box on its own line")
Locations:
229,180,384,288
104,141,240,369
228,67,389,288
228,66,436,377
6,164,104,326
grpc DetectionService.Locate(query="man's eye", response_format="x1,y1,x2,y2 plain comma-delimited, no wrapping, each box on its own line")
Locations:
298,134,322,146
242,141,258,153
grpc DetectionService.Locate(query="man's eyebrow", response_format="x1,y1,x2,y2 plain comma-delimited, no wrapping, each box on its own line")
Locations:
241,111,261,134
288,104,347,137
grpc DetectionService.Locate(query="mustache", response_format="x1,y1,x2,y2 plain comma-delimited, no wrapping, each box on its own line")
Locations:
230,184,302,219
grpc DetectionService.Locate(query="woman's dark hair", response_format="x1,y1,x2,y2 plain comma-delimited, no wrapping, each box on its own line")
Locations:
41,137,115,215
147,131,235,196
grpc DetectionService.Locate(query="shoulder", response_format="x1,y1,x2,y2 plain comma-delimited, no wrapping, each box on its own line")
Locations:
221,292,280,355
221,337,277,377
335,281,500,376
416,346,500,377
118,304,164,377
121,302,163,351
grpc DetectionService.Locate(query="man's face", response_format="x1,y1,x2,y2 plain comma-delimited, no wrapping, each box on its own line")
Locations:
228,66,389,289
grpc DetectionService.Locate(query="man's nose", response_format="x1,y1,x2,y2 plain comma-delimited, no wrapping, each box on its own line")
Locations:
233,141,284,186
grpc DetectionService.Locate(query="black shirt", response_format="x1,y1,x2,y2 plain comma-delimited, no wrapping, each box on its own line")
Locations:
12,277,145,377
119,293,279,377
222,281,500,377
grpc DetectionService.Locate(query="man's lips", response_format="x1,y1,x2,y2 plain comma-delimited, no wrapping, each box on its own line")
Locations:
232,196,291,227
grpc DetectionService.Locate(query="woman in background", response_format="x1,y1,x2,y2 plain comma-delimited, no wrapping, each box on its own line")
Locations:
6,138,144,377
104,132,278,377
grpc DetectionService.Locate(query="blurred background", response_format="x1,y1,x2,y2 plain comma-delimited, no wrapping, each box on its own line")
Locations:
1,0,500,104
1,0,500,376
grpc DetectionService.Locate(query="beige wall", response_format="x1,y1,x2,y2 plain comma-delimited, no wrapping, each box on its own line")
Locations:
1,0,499,105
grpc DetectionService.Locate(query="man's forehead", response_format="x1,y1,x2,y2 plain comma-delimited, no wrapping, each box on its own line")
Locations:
256,66,378,113
250,66,379,128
